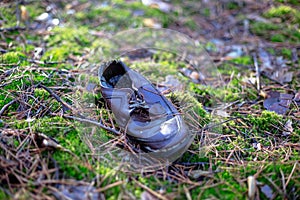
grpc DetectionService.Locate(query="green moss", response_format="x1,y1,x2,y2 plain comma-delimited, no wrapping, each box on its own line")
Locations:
190,76,252,105
72,1,171,31
264,5,300,25
0,189,10,200
184,19,198,30
226,2,239,10
250,21,300,43
194,170,247,199
251,22,281,36
53,151,94,180
249,110,283,132
0,6,17,28
1,51,27,65
276,0,300,4
42,46,70,61
129,53,186,83
12,116,94,180
281,48,292,59
203,8,211,17
42,27,91,61
271,34,285,42
231,56,252,65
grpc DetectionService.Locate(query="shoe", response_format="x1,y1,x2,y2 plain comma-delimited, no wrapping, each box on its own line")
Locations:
98,60,193,162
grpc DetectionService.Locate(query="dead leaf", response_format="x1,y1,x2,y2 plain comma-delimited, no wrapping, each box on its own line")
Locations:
20,5,28,21
263,91,293,115
179,67,205,83
258,48,293,84
258,48,272,71
259,90,268,99
143,18,162,28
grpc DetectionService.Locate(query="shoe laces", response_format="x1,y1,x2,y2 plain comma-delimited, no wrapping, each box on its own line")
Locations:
129,89,150,112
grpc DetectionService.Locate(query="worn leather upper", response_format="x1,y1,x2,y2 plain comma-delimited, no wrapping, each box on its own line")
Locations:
99,60,193,160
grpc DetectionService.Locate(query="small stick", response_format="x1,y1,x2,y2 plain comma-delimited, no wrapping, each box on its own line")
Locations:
285,161,298,188
63,115,121,136
0,99,17,116
252,53,261,91
39,84,70,112
27,59,65,65
96,180,125,192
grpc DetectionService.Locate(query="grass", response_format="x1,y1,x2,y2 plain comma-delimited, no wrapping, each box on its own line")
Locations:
0,0,299,199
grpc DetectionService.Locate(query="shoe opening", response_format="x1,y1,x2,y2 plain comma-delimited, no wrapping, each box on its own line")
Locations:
101,61,132,88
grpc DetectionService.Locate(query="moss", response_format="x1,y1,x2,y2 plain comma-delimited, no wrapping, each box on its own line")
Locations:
250,21,300,43
264,5,300,25
249,110,283,132
0,189,10,200
226,2,240,10
0,6,17,28
281,48,292,59
203,8,211,17
42,27,91,61
42,46,70,61
184,19,198,30
231,56,252,65
0,96,15,115
190,76,252,105
1,51,27,65
129,53,187,83
53,151,94,180
73,1,172,30
276,0,300,5
250,21,281,36
194,170,247,199
271,34,285,42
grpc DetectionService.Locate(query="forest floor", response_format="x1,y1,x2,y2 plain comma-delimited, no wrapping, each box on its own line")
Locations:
0,0,299,199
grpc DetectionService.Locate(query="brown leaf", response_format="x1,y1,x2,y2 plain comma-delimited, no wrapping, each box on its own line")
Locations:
143,18,162,28
263,91,293,115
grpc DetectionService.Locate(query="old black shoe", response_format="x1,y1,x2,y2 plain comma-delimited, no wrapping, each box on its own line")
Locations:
98,60,193,162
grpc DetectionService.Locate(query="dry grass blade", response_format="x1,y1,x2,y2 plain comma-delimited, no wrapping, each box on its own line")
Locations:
96,180,125,192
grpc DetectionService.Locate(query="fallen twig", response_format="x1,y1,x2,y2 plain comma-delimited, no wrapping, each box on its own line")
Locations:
0,99,17,116
96,180,125,192
39,84,71,112
28,59,65,65
62,115,121,136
